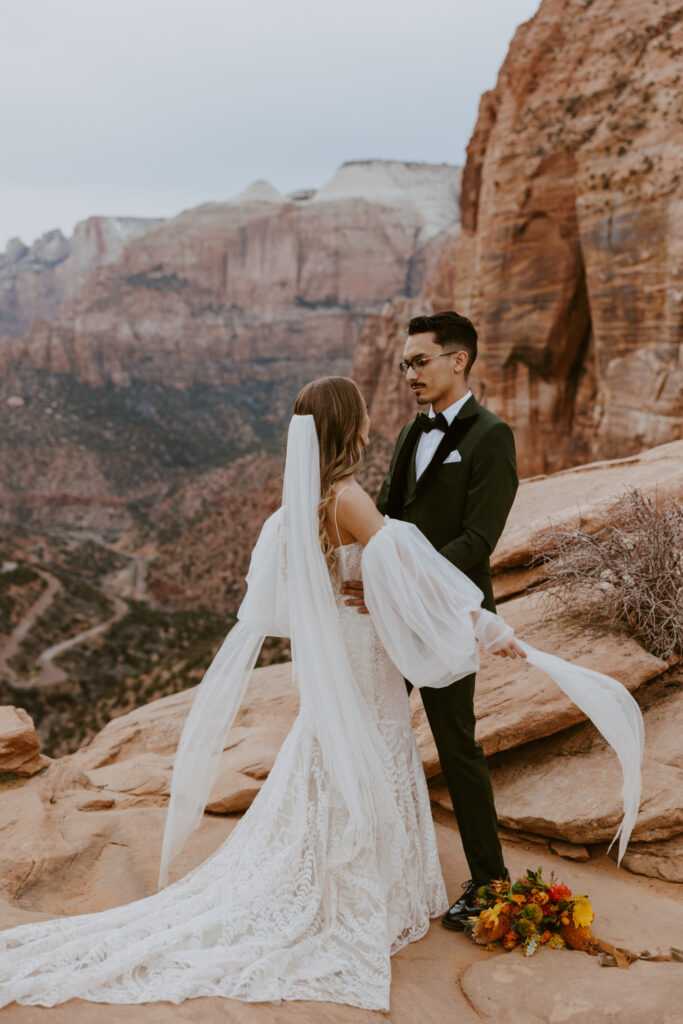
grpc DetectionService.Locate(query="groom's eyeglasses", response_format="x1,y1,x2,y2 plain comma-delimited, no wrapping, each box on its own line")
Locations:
399,352,455,375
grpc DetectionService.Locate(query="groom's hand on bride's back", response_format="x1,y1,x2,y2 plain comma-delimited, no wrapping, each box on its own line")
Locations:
341,579,369,614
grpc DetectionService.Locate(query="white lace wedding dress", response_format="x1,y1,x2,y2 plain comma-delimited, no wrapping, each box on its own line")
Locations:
0,540,448,1012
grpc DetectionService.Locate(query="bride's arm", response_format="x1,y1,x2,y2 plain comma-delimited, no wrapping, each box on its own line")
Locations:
335,487,385,615
335,484,386,545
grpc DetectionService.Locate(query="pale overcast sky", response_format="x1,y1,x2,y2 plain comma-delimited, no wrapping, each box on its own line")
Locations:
2,0,539,250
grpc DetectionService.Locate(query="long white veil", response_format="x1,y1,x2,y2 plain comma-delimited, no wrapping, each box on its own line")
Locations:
158,415,405,888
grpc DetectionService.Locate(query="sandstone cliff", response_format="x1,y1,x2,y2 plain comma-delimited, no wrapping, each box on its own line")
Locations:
353,0,683,472
0,217,165,340
0,160,460,392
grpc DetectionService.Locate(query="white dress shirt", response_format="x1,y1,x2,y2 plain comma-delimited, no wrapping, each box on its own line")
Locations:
414,390,472,480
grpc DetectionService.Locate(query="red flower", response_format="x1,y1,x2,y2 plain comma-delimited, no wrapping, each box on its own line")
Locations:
548,884,572,902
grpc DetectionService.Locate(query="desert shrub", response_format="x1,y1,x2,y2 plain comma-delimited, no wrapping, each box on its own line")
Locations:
531,488,682,661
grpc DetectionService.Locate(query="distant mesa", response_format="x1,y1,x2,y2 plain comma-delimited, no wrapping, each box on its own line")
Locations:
0,219,164,269
4,237,29,262
0,156,462,531
0,215,167,339
312,159,462,242
224,161,462,243
1,228,71,267
229,179,286,204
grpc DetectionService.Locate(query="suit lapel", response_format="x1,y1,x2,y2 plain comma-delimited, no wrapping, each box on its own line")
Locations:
406,396,480,507
384,419,421,518
407,437,418,492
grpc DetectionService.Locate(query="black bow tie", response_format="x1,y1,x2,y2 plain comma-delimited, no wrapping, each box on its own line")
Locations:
416,412,449,434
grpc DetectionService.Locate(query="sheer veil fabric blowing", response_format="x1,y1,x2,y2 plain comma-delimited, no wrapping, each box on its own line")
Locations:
0,414,644,1012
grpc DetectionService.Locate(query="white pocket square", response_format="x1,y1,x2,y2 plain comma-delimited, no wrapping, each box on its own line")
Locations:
443,450,462,464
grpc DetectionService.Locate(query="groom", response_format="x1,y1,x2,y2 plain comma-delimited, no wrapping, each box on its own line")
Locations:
342,310,522,930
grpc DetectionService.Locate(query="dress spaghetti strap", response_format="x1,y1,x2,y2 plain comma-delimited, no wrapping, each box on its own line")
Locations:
333,485,352,548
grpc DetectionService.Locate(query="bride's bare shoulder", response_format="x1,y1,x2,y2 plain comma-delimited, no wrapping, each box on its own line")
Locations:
334,480,370,505
334,481,385,545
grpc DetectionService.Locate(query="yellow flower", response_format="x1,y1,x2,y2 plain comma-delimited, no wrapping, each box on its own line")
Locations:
548,933,566,949
572,897,594,929
479,905,502,929
532,891,549,906
511,894,526,905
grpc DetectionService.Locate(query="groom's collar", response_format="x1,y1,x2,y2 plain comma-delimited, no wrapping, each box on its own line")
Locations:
427,389,473,426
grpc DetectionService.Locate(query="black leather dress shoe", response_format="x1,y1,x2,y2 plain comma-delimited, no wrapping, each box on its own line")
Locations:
442,869,512,931
441,879,480,931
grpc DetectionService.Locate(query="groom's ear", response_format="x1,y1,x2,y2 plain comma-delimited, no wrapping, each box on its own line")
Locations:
451,350,469,375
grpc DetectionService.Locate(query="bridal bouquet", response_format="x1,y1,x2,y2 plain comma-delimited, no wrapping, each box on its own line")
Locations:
465,867,596,957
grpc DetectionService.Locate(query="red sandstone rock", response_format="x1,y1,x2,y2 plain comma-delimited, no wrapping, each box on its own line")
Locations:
348,297,426,440
0,161,460,393
444,0,683,475
0,706,50,776
354,0,683,473
492,437,683,574
0,218,164,340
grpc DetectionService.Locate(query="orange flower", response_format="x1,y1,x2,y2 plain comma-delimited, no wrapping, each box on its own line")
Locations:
548,884,572,902
532,892,549,906
559,921,596,952
471,904,513,944
503,930,519,950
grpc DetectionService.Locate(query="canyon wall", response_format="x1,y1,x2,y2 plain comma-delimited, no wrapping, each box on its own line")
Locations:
0,161,460,395
0,161,460,522
0,217,165,340
354,0,683,474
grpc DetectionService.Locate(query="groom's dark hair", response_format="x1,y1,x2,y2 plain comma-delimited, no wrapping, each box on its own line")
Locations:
407,311,477,378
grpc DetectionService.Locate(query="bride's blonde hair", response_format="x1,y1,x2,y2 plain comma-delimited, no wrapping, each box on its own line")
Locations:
293,376,367,570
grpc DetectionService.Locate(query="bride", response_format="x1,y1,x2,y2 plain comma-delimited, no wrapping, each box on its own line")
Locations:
0,377,644,1012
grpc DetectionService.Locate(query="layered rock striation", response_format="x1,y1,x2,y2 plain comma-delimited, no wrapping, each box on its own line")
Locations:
0,161,460,527
0,161,461,392
0,217,165,340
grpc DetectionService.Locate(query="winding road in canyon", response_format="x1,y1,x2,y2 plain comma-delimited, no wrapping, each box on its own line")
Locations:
0,540,149,690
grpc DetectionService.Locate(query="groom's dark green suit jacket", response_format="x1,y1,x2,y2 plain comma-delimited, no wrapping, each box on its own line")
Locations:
375,394,518,613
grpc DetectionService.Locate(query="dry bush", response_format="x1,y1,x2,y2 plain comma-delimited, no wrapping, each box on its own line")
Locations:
531,488,682,662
